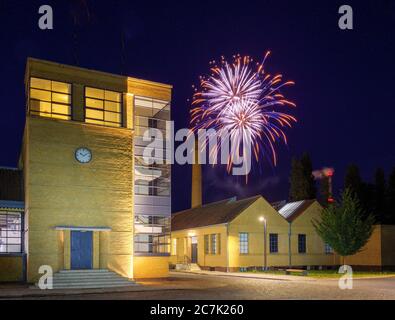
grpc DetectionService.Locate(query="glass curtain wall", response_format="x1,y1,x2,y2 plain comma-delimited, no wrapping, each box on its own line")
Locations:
134,96,171,255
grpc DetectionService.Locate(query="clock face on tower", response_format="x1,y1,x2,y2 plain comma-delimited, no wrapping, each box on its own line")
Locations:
75,147,92,164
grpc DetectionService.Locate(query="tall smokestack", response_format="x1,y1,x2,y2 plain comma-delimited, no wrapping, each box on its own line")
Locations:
191,140,202,208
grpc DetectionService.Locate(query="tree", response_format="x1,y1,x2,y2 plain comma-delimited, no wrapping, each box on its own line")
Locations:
344,164,362,200
313,189,375,265
385,167,395,224
300,153,317,199
374,168,386,223
289,153,316,201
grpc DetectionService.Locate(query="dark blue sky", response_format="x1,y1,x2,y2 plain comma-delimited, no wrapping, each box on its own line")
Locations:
0,0,394,212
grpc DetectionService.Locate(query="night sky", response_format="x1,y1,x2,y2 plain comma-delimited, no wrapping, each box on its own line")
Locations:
0,0,394,212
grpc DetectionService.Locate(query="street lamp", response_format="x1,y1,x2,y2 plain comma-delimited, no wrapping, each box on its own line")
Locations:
259,216,267,271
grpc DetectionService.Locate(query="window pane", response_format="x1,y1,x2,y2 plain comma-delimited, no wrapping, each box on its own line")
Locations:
86,119,104,126
31,77,51,90
104,111,121,123
30,89,51,101
105,121,121,128
86,87,104,99
86,108,103,120
86,98,104,109
52,93,70,104
30,100,51,113
105,90,121,102
52,81,71,94
105,101,121,112
52,104,70,115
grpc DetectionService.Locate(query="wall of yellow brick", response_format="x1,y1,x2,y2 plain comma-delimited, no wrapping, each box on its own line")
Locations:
228,197,290,268
0,257,23,282
133,256,169,278
171,225,228,268
24,116,134,282
290,201,339,267
343,225,382,267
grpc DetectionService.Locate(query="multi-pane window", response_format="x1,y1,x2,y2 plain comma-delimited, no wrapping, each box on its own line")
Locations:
172,238,177,255
85,87,122,127
217,233,221,255
269,233,278,253
210,234,217,255
204,235,209,254
134,215,170,254
0,212,22,253
325,243,333,254
29,77,71,120
298,234,306,253
239,232,249,254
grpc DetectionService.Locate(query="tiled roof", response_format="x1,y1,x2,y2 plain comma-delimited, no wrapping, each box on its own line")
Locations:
172,195,261,231
278,199,316,222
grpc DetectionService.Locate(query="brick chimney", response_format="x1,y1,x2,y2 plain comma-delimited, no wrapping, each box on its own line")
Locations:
191,140,202,208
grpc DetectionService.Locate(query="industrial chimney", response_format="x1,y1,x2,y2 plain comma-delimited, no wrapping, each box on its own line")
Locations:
191,140,202,208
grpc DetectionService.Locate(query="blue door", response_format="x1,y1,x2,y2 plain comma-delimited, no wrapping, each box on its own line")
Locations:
71,231,93,270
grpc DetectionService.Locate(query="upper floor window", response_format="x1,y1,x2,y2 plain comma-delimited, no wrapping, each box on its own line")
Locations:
298,234,306,254
29,77,71,120
0,212,23,254
325,243,333,254
269,233,278,253
85,87,122,128
204,235,209,254
239,232,249,254
210,234,217,255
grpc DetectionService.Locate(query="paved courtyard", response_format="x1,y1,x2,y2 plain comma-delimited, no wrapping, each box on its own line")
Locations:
3,271,395,300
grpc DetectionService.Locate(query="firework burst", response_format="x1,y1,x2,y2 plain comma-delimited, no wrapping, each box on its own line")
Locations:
190,51,297,173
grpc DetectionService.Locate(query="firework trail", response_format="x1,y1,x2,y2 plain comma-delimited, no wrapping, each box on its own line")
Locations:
190,52,297,174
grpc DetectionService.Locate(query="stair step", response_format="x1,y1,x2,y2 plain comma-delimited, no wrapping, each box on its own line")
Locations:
40,269,137,289
59,269,109,274
53,283,136,289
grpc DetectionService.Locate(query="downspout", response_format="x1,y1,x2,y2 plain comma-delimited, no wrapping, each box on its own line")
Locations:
226,223,230,272
288,222,292,268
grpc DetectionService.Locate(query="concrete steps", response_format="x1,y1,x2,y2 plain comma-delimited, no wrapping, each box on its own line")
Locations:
48,269,137,289
175,263,201,271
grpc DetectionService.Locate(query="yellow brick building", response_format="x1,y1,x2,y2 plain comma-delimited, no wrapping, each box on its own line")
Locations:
0,58,172,283
170,196,337,271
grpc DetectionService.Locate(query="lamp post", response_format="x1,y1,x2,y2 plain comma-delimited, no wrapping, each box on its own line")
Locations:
259,216,267,271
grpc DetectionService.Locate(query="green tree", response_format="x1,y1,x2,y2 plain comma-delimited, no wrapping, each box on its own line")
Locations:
300,153,317,199
344,164,362,200
374,168,386,223
313,189,374,265
385,167,395,224
289,153,316,201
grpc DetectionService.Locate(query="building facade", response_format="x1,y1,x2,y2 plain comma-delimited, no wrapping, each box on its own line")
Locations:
0,58,172,283
170,197,337,271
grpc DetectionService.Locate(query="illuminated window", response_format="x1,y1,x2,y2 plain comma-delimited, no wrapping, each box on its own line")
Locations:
298,234,306,253
172,238,177,255
29,77,71,120
0,212,23,253
134,215,170,254
204,235,209,254
239,232,249,254
325,243,333,254
210,234,217,255
85,87,122,127
269,233,278,253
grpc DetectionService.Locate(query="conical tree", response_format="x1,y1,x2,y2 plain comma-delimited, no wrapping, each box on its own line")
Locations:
374,168,386,223
385,167,395,224
313,189,375,265
344,164,363,200
289,153,316,201
300,153,317,199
